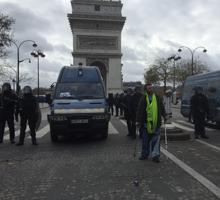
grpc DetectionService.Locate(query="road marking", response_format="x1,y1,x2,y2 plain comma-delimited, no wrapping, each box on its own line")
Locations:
196,140,220,152
172,122,194,131
120,119,127,126
27,125,50,139
108,122,119,134
177,120,213,131
4,129,20,140
119,118,220,198
161,147,220,199
4,127,30,140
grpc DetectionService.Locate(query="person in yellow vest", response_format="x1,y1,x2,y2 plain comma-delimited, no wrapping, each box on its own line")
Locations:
136,83,166,163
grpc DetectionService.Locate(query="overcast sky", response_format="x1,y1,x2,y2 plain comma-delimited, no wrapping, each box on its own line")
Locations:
1,0,220,88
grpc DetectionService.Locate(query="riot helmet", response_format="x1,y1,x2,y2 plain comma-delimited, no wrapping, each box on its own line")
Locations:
2,82,11,93
23,86,32,95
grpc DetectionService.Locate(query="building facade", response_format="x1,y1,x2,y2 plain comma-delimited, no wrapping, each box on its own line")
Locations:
68,0,126,94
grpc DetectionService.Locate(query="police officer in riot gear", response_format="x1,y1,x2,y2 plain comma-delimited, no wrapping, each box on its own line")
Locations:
16,86,39,145
0,82,18,144
130,86,143,139
122,88,133,137
190,87,209,139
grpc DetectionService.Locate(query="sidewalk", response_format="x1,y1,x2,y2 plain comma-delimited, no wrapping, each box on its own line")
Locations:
39,103,49,109
172,102,181,109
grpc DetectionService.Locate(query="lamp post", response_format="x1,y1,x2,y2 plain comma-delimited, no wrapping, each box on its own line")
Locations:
31,50,45,99
8,40,37,95
167,55,181,91
178,46,207,75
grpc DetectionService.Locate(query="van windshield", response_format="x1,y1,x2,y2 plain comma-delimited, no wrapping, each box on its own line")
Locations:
54,83,105,99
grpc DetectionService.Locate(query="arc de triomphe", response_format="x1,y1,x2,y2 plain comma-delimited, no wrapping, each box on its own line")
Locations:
68,0,126,94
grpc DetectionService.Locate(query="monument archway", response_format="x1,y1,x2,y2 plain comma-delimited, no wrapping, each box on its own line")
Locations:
68,0,126,94
90,61,107,88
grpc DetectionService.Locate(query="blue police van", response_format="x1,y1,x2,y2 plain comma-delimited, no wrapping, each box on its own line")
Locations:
47,66,110,142
181,70,220,126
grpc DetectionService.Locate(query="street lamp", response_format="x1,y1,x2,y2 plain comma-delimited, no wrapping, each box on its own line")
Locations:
167,55,181,91
8,40,37,95
31,50,45,99
178,46,207,75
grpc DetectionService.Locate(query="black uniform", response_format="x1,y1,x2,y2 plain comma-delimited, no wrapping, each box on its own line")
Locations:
119,93,124,116
114,93,119,117
0,90,18,143
108,93,114,115
190,91,209,138
17,93,38,145
130,91,142,138
122,91,133,136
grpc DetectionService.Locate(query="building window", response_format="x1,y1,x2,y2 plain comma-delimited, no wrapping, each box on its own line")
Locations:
95,5,100,11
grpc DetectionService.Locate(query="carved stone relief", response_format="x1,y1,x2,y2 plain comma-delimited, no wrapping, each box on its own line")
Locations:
77,36,118,50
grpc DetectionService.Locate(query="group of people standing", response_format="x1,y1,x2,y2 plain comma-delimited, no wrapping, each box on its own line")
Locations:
0,82,39,146
108,83,167,163
108,83,210,163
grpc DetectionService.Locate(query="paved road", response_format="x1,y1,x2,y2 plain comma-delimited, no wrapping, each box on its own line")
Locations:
0,107,220,200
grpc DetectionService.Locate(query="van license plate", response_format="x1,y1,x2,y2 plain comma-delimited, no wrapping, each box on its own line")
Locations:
71,119,88,124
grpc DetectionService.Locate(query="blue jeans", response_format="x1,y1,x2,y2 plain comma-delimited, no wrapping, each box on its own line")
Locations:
141,124,160,158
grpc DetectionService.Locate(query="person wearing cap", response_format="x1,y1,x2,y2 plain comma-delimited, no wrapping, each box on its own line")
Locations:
190,87,209,139
16,86,39,145
0,82,18,144
136,83,166,163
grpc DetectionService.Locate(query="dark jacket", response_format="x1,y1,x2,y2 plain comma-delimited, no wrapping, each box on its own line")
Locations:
18,94,38,118
131,92,142,121
190,93,209,117
122,93,133,119
136,93,166,128
0,91,18,114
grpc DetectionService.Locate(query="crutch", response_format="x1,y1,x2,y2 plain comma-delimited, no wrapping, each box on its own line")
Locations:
133,124,140,187
164,121,168,150
133,125,139,158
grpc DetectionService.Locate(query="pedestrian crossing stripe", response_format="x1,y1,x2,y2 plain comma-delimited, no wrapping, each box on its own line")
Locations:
27,125,50,139
176,120,213,131
172,122,194,131
108,122,119,134
120,119,127,126
4,128,27,140
3,122,119,141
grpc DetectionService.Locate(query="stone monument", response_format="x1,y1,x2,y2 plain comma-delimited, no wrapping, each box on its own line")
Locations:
68,0,126,94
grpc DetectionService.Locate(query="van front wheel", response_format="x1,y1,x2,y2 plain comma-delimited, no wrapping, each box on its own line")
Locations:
50,125,58,142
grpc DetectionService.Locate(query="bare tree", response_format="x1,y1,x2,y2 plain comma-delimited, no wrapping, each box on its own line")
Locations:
144,65,160,85
0,62,34,85
175,59,208,86
0,14,15,58
144,58,173,92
